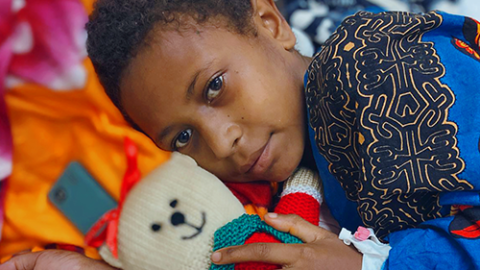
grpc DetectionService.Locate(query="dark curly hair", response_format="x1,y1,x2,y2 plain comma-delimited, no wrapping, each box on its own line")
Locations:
86,0,255,128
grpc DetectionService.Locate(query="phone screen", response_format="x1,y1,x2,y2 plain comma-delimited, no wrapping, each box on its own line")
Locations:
48,162,118,234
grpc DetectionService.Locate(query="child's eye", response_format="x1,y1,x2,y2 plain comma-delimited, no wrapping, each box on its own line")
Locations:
174,129,192,149
205,75,224,102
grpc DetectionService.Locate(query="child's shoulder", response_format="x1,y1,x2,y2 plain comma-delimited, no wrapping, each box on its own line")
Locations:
305,10,480,238
311,11,444,66
306,10,479,91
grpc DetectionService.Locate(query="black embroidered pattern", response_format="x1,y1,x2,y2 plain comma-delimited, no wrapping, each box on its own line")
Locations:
306,11,474,238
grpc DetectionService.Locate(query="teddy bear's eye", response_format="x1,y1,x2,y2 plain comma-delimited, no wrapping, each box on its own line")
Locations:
151,223,162,232
170,199,178,208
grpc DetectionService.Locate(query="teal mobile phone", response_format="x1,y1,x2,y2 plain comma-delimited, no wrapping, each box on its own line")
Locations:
48,162,118,234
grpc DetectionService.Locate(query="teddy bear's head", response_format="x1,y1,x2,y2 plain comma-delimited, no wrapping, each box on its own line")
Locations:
100,152,246,270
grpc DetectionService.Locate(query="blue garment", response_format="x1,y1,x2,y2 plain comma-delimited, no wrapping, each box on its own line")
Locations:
305,10,480,269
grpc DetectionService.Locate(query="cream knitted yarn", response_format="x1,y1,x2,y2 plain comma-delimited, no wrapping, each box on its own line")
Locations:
281,168,323,205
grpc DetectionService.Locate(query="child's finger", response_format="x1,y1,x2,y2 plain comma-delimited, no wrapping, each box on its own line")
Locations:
0,250,31,264
264,213,335,243
211,242,302,266
0,251,41,270
11,249,31,258
0,250,116,270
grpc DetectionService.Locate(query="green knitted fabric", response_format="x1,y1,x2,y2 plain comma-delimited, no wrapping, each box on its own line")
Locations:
209,214,303,270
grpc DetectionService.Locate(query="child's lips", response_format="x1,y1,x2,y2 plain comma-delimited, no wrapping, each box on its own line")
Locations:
240,151,262,175
244,135,272,176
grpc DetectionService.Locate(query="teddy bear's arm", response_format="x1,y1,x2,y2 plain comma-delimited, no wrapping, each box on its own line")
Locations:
274,167,323,225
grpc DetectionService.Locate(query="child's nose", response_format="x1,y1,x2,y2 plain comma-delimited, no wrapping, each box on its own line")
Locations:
201,119,242,159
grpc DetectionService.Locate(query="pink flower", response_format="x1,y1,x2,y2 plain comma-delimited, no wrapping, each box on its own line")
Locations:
354,226,371,241
4,0,88,90
0,0,13,182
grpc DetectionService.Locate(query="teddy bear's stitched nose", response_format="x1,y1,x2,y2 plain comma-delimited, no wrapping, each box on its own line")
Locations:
171,212,185,226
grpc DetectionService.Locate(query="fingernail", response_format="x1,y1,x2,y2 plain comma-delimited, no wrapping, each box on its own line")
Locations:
211,252,222,263
266,212,278,219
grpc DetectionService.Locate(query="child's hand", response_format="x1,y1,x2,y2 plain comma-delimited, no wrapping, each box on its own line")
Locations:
211,213,362,270
0,250,117,270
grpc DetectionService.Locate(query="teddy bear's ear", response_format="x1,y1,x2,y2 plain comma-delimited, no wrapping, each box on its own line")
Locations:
99,245,123,269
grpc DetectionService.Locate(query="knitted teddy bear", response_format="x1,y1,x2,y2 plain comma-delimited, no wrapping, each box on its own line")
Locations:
87,139,323,270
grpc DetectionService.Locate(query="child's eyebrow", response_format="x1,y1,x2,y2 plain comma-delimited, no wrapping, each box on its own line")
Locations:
157,60,216,146
186,60,215,100
186,70,201,100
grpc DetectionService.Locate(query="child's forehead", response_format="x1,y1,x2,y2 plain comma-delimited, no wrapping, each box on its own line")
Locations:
121,21,260,91
119,26,258,135
117,9,261,96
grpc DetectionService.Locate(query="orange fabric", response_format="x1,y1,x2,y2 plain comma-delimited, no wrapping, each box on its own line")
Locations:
80,0,94,14
0,58,170,258
243,204,269,218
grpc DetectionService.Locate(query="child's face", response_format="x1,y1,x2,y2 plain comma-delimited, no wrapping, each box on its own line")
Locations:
121,6,309,183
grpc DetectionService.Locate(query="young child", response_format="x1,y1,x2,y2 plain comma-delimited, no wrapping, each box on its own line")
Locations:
2,0,479,269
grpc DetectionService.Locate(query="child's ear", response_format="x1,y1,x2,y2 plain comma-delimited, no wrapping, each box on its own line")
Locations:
252,0,296,50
